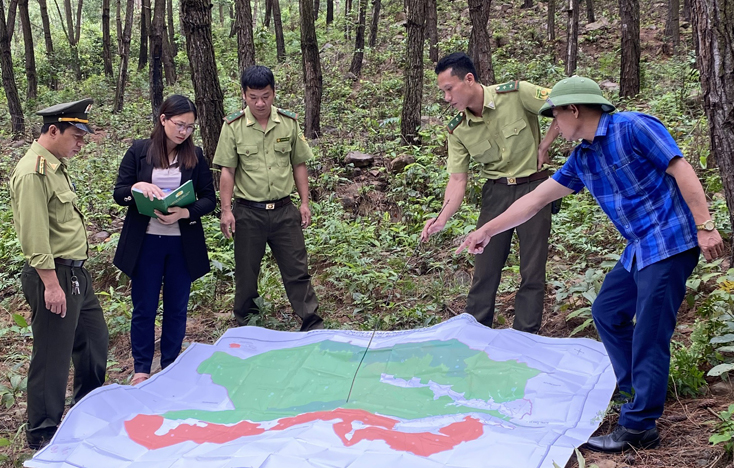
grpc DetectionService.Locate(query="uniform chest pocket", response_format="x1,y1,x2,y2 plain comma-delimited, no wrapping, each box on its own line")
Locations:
466,139,499,164
238,145,260,170
52,190,78,223
274,141,292,167
612,158,659,197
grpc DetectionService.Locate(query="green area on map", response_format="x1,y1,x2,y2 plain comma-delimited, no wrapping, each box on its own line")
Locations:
163,339,540,424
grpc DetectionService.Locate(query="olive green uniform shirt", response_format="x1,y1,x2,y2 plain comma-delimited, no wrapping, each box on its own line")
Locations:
213,106,312,201
9,141,88,269
447,81,551,179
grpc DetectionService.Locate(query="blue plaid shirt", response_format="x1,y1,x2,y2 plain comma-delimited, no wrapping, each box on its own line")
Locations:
552,112,698,271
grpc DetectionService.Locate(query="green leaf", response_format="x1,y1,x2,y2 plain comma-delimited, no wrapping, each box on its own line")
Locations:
570,318,594,336
12,313,28,328
702,272,722,282
709,433,733,445
711,334,734,344
715,346,734,353
0,437,9,447
707,363,734,377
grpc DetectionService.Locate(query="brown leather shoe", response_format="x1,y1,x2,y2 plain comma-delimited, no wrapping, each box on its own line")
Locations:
584,424,660,453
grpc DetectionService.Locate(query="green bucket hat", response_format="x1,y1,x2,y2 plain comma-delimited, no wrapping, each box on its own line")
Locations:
538,76,615,118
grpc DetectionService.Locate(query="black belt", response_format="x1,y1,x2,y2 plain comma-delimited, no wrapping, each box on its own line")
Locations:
55,258,85,268
491,169,549,186
236,197,291,210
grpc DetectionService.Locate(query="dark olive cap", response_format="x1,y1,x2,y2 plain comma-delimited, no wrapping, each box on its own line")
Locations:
36,98,95,134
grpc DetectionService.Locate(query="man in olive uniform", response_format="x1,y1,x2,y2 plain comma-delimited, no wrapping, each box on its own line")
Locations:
9,99,109,449
214,65,322,331
421,52,560,333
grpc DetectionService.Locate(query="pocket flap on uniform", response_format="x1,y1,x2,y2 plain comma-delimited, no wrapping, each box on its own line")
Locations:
238,145,259,156
502,119,527,138
466,139,491,157
274,141,292,153
56,190,77,204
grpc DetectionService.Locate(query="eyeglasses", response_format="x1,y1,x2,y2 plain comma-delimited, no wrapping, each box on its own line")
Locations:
169,119,197,134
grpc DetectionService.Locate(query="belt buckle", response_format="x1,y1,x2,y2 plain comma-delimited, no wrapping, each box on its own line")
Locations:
507,177,517,185
265,203,275,210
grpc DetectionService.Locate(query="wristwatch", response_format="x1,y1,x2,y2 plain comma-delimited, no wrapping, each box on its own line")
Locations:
696,220,716,231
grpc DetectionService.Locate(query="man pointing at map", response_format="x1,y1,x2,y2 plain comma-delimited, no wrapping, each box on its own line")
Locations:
457,76,723,453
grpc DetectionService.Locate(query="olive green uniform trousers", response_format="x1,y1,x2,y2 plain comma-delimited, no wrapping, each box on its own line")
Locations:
233,201,322,331
21,263,108,447
465,178,551,333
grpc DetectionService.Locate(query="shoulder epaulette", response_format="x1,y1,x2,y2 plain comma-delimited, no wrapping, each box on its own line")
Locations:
224,109,245,124
277,108,298,120
446,112,465,134
35,155,46,175
495,80,520,94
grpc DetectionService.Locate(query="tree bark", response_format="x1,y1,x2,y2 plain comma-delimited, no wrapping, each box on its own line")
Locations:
113,0,134,112
272,0,285,62
565,0,578,75
6,0,17,43
149,0,164,114
264,0,271,27
37,0,56,88
0,0,24,137
218,0,224,24
326,0,333,24
17,0,35,100
682,0,690,21
116,0,122,53
314,0,319,19
348,0,367,76
692,0,734,253
586,0,595,22
56,0,81,78
167,0,176,55
299,0,322,138
181,0,225,164
138,0,150,70
344,0,352,39
663,0,680,54
468,0,494,84
400,0,425,144
368,0,379,46
547,0,555,41
161,18,176,83
426,0,437,61
619,0,640,97
234,0,255,78
102,0,113,77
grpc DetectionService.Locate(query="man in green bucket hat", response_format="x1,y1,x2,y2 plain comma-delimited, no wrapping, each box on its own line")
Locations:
456,75,724,453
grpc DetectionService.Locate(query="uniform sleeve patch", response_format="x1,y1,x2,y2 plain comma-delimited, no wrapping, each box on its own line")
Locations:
277,108,298,120
224,110,245,124
446,112,465,134
496,81,520,93
535,87,551,100
35,156,46,175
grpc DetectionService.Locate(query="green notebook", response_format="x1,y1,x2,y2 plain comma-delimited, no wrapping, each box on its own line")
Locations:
132,179,196,218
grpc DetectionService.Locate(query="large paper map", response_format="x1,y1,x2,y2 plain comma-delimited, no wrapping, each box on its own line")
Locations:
26,314,616,468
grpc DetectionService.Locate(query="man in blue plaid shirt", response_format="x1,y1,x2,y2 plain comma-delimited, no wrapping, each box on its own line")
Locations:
457,76,724,453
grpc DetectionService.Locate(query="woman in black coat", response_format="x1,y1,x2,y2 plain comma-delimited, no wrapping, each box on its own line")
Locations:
113,95,216,385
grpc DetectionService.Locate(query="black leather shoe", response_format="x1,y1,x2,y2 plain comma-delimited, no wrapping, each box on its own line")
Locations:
584,425,660,453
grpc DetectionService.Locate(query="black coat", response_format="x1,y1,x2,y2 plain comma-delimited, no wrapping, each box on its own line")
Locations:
113,139,216,281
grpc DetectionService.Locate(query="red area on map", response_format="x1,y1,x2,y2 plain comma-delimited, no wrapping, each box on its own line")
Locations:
125,408,484,456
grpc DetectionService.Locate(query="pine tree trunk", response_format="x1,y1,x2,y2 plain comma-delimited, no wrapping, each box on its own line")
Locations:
344,0,352,39
18,0,36,100
368,0,379,46
102,0,113,77
400,0,425,144
113,0,134,112
468,0,495,84
586,0,595,22
565,0,578,75
6,0,17,42
547,0,555,41
663,0,680,54
273,0,285,62
314,0,319,19
116,0,122,53
264,0,271,27
326,0,333,24
181,0,225,164
299,0,322,138
167,0,176,55
149,0,164,115
234,0,255,78
60,0,82,79
619,0,640,97
161,20,176,83
37,0,56,88
692,0,734,256
682,0,690,20
219,0,224,24
138,0,150,70
426,0,438,62
0,0,24,137
348,0,367,76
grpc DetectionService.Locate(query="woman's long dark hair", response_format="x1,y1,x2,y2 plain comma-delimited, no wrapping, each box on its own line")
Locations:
147,95,198,170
